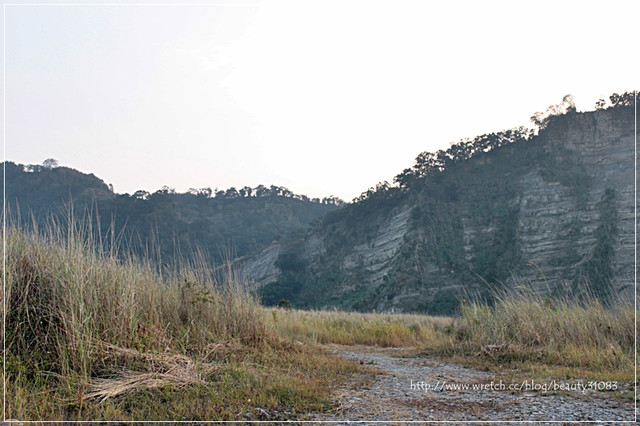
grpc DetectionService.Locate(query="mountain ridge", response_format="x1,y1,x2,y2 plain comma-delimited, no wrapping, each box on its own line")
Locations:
2,162,342,264
244,98,637,313
5,92,636,314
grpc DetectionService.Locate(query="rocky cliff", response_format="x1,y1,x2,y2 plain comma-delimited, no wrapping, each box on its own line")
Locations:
242,105,637,313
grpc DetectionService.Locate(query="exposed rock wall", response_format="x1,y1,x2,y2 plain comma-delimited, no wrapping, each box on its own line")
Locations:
341,207,411,287
514,110,635,293
240,243,281,290
241,107,636,312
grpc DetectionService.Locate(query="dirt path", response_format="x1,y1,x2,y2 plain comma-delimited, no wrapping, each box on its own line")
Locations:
313,345,635,423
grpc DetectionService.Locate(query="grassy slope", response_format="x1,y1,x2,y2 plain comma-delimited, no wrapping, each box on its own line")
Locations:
1,221,361,421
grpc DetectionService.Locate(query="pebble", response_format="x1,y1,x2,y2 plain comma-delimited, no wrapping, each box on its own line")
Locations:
310,347,635,423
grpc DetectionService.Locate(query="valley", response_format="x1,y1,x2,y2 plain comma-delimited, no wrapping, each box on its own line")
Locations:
2,91,636,422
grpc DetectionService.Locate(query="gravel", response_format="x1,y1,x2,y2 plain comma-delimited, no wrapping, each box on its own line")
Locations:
312,345,636,424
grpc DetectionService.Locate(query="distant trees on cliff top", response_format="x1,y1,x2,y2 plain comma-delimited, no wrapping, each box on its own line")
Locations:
352,90,636,204
12,158,344,208
595,91,636,110
129,183,343,206
3,162,343,262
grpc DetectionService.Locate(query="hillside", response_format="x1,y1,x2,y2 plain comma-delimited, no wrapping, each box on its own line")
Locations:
243,96,637,313
4,160,116,209
2,162,341,264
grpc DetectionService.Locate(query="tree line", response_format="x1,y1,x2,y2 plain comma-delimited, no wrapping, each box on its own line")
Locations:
131,184,343,206
351,90,636,204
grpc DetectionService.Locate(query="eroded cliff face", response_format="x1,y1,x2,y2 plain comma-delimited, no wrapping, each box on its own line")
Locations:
341,208,411,287
511,110,635,294
241,243,281,290
241,107,636,313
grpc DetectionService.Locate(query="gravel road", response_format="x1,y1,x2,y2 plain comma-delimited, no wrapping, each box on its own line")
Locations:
313,345,635,424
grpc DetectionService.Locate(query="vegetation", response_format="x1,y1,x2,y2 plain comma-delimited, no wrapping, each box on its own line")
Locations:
575,188,619,302
595,91,637,110
270,287,635,389
270,308,452,347
3,215,634,420
5,91,636,315
260,246,309,306
2,162,342,266
260,91,636,314
1,218,361,420
447,288,633,377
3,90,636,418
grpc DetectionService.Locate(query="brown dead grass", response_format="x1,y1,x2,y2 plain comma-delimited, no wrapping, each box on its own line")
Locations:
2,220,364,420
83,340,218,402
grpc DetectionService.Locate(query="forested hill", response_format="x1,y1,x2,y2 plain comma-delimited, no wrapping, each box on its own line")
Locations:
2,161,342,263
243,92,637,314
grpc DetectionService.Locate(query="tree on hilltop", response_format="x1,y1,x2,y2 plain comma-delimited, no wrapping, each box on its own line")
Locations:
43,158,59,169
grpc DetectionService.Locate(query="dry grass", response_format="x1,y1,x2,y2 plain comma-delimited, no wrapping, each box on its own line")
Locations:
436,288,636,389
270,307,452,347
446,289,634,368
270,288,635,386
1,217,362,420
82,341,216,402
85,369,205,402
3,217,266,368
3,213,635,418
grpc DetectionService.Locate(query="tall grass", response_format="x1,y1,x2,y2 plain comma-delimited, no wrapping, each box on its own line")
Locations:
270,308,452,347
3,211,634,417
271,285,634,380
2,214,272,417
446,287,635,373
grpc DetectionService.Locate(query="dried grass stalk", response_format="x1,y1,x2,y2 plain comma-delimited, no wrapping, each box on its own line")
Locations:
84,341,218,401
85,368,204,402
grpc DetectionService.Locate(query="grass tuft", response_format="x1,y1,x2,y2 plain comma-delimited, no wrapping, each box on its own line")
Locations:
445,288,634,374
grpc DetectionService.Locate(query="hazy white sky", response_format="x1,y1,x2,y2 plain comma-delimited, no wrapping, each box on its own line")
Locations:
3,0,638,200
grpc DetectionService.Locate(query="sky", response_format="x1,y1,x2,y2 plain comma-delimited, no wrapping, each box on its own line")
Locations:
3,0,638,201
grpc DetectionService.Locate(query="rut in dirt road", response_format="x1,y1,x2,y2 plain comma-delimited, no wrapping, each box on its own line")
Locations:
313,345,635,423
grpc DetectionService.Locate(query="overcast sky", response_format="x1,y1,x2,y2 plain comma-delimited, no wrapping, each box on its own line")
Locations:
3,0,638,200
